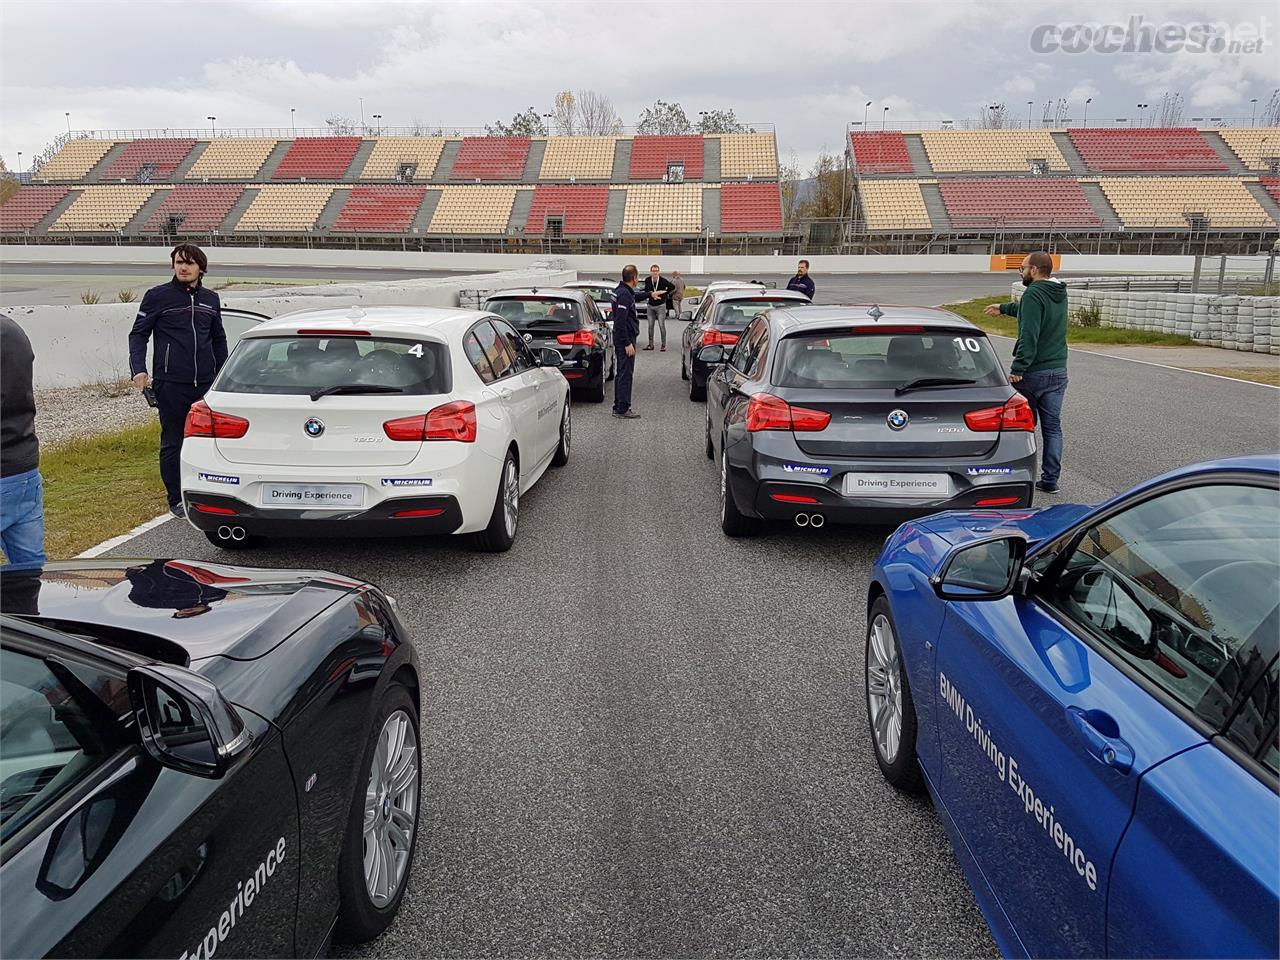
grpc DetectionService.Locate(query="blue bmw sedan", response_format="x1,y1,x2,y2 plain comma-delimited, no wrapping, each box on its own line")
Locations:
865,455,1278,959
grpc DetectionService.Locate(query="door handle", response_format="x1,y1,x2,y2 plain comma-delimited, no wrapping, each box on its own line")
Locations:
1066,706,1134,773
498,387,513,400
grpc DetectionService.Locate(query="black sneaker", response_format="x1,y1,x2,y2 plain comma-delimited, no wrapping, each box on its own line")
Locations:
169,502,187,519
612,409,641,419
1035,481,1059,495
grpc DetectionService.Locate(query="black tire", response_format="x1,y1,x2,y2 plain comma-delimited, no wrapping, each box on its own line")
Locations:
473,451,518,553
203,530,263,550
584,377,606,403
689,370,706,402
550,400,571,467
704,409,714,460
606,353,615,382
335,684,421,943
719,444,759,537
681,352,689,381
865,596,924,793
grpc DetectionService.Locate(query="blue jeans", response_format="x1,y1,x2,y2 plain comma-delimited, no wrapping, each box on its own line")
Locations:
0,469,47,568
1015,369,1067,486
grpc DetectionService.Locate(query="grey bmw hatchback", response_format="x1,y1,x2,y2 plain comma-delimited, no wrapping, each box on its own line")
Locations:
702,304,1038,536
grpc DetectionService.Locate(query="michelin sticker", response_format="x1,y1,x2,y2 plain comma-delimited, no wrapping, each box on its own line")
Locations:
381,478,433,487
180,837,286,959
966,467,1014,476
198,472,240,486
939,672,1098,891
781,464,831,477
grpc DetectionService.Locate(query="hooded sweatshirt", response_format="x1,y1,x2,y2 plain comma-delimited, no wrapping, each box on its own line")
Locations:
998,278,1068,375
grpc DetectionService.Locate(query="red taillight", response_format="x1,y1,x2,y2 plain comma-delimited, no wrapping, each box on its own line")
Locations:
383,401,477,443
771,493,820,504
562,371,584,379
192,503,237,515
745,393,831,432
556,330,595,346
976,496,1022,507
701,329,740,346
964,393,1035,432
184,400,249,439
392,508,446,518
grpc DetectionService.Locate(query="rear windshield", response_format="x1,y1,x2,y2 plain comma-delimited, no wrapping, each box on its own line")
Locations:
712,298,798,329
485,297,582,333
216,336,451,395
576,286,613,303
774,330,1005,389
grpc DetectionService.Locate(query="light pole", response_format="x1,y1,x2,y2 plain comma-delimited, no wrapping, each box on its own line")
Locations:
359,98,365,125
290,107,296,132
1083,97,1092,126
207,115,217,135
1251,98,1259,126
65,112,71,135
882,105,889,132
16,152,22,177
1137,103,1148,126
863,101,871,129
1027,100,1034,127
372,114,382,134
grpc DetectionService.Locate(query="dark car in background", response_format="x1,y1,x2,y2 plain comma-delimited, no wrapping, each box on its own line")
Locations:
485,288,614,402
681,288,811,401
0,560,421,958
702,304,1037,536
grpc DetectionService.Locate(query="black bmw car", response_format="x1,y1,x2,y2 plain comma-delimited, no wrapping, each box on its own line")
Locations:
0,560,421,958
702,304,1038,536
680,289,811,401
484,288,614,402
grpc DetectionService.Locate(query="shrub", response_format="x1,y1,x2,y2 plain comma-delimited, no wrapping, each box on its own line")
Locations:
117,289,137,303
1072,299,1103,328
79,290,102,305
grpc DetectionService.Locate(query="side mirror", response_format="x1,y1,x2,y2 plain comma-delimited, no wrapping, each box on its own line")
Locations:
536,347,564,368
679,311,694,321
686,297,701,308
696,344,727,364
128,664,252,778
931,535,1027,601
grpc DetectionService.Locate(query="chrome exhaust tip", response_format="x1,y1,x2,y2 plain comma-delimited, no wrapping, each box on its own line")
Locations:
217,525,232,540
230,526,247,542
810,513,826,529
794,513,810,527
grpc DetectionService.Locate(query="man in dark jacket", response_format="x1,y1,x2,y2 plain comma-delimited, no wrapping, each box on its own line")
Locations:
611,265,641,419
639,264,676,351
786,259,815,300
128,244,228,517
1,314,45,568
984,251,1069,493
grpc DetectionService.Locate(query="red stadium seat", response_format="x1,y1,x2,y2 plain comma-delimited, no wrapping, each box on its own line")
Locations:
450,138,532,181
332,185,429,232
720,182,783,232
142,185,245,232
523,185,609,234
1066,128,1227,172
103,139,197,180
628,136,705,180
939,179,1101,227
272,137,363,180
0,186,70,231
849,132,914,174
1261,177,1280,205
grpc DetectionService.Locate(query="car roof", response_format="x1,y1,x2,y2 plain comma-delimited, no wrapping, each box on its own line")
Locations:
564,280,614,288
485,287,592,304
245,305,485,340
712,289,810,305
765,303,982,334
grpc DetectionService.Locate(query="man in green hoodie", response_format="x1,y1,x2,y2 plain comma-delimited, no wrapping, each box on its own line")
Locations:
984,251,1068,493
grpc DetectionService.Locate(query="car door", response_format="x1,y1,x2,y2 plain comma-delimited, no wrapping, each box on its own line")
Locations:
470,320,540,472
684,293,716,367
0,621,301,959
494,318,558,464
714,318,767,463
934,478,1278,957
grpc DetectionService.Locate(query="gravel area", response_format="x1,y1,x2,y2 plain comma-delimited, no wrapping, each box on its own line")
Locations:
35,385,154,450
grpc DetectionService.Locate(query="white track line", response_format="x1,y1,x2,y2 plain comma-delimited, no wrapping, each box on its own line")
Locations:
76,512,174,559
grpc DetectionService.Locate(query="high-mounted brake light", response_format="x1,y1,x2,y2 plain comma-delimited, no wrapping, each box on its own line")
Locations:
184,400,249,439
556,330,596,346
852,325,924,335
746,393,831,432
383,401,477,442
701,330,740,347
295,329,370,336
964,393,1035,432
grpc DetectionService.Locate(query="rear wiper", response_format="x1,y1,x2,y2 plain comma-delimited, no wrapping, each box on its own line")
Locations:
895,377,976,395
310,384,404,402
522,317,572,328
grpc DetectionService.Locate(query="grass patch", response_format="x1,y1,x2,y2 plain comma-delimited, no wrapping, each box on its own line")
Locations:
41,422,168,560
1194,367,1280,386
942,297,1196,347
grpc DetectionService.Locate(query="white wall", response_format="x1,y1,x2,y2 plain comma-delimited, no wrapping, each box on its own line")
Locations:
9,267,575,388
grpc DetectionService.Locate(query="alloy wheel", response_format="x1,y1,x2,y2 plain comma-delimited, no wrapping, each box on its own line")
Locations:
866,614,904,763
362,710,419,907
502,459,519,538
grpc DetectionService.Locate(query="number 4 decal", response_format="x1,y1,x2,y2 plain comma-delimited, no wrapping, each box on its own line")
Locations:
953,336,982,352
408,343,424,357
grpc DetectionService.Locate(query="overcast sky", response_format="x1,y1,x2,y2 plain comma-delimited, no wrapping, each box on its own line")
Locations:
1,0,1276,173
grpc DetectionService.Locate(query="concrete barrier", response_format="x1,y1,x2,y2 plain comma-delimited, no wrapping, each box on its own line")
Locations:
9,266,575,388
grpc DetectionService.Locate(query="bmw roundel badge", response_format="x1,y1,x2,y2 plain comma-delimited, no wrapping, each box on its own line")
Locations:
523,333,533,342
304,417,325,438
887,409,910,431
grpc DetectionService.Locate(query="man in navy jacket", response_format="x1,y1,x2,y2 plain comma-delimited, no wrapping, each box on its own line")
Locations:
610,265,641,419
128,244,228,517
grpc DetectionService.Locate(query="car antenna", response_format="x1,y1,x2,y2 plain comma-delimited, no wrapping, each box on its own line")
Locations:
347,304,366,320
867,305,884,321
531,286,538,294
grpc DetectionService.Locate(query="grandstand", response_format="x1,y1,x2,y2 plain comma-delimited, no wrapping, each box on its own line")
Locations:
5,124,1278,254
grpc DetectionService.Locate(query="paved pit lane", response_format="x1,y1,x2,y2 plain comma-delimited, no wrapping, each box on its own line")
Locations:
108,288,1278,957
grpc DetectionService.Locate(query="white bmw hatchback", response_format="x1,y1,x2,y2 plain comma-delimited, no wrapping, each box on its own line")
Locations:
180,305,571,553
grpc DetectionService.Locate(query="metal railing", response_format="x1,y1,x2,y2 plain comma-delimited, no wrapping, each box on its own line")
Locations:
845,117,1265,131
65,124,777,141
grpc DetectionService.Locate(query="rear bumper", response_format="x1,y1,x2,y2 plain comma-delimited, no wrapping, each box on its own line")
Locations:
184,491,465,538
750,480,1034,525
